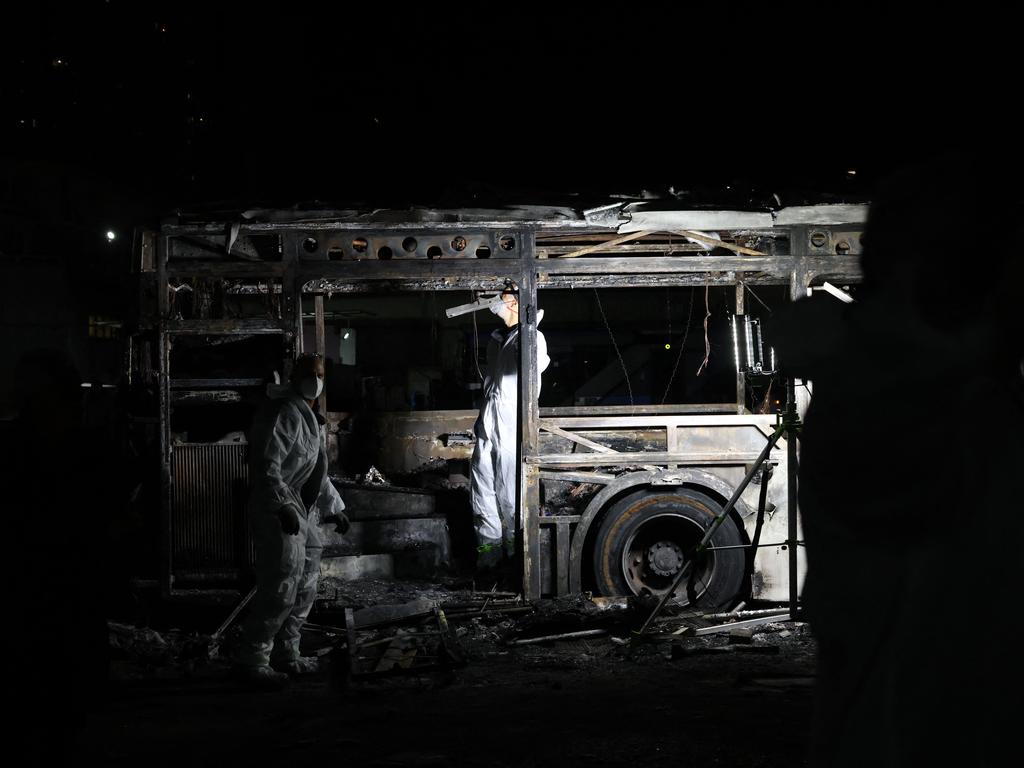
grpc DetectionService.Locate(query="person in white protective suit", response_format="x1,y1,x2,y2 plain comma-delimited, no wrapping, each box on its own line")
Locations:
233,354,348,689
470,288,550,570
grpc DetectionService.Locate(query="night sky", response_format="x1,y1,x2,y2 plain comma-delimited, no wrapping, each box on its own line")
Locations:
8,4,1012,213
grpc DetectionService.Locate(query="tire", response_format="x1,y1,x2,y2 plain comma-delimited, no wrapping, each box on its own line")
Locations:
592,488,746,609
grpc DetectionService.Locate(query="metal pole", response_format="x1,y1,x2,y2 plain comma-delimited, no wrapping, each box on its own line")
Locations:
518,232,541,600
314,294,327,418
735,284,745,414
705,541,799,551
784,228,809,623
212,586,257,640
157,235,173,599
787,377,800,620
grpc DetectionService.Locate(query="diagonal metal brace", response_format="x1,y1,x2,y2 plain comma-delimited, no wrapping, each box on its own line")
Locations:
639,423,786,634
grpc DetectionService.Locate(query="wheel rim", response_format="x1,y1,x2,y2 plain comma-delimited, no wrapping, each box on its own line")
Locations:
619,512,716,600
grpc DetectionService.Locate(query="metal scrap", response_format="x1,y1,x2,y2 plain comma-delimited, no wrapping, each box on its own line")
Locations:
441,431,475,447
108,622,212,666
359,466,388,485
338,606,465,685
692,614,790,636
506,629,609,646
211,587,257,640
351,598,437,629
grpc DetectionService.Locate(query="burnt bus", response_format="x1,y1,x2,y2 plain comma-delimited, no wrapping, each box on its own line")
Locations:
127,201,864,604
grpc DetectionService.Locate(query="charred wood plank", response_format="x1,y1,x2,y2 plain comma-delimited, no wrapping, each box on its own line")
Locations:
558,230,654,258
674,230,767,256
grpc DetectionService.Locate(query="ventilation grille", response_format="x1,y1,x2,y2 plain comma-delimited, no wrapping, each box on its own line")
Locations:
171,443,252,575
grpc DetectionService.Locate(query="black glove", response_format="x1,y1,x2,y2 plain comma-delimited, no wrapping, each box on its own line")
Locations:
277,505,300,535
322,512,350,536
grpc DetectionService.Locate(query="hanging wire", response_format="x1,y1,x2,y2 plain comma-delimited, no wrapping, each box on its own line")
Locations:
430,291,438,356
666,286,673,339
758,378,774,413
665,234,674,338
661,286,696,404
744,283,774,315
593,288,634,407
696,285,712,376
471,296,483,382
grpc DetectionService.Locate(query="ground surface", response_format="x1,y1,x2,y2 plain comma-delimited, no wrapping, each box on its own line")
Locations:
76,581,817,767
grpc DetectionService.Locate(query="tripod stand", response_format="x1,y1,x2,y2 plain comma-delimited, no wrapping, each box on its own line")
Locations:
638,378,802,633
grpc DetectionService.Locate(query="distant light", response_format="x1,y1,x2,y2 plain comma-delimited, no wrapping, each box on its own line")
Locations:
664,343,671,350
847,169,857,175
343,331,350,339
106,230,116,241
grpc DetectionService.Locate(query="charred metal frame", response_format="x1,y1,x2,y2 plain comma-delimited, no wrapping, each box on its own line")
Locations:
146,212,862,600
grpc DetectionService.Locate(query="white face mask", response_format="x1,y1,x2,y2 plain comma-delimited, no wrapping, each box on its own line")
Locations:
490,299,514,324
299,376,324,400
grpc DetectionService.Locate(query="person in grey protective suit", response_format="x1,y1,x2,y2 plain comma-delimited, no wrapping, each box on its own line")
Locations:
233,353,348,689
470,288,550,570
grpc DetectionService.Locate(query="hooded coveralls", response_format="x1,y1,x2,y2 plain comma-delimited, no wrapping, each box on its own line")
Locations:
236,392,345,668
470,310,549,553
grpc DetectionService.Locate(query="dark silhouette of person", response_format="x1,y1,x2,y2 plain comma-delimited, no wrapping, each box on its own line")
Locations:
770,155,1023,766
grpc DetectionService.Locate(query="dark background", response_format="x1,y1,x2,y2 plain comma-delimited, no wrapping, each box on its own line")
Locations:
6,3,1008,210
1,9,1019,763
0,2,1014,396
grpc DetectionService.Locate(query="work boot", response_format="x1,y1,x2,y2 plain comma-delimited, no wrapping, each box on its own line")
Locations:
495,558,521,593
271,656,320,676
476,541,502,570
231,664,289,691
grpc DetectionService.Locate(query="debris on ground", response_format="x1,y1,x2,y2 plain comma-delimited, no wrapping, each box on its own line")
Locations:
727,628,755,644
108,621,217,678
503,592,644,644
506,629,609,646
351,598,439,629
337,606,466,685
106,577,812,689
359,466,388,485
93,577,819,768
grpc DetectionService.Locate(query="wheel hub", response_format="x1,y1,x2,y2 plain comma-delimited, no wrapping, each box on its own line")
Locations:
646,540,685,577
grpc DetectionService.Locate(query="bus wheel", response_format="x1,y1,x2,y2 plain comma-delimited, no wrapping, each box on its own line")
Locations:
592,488,745,609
